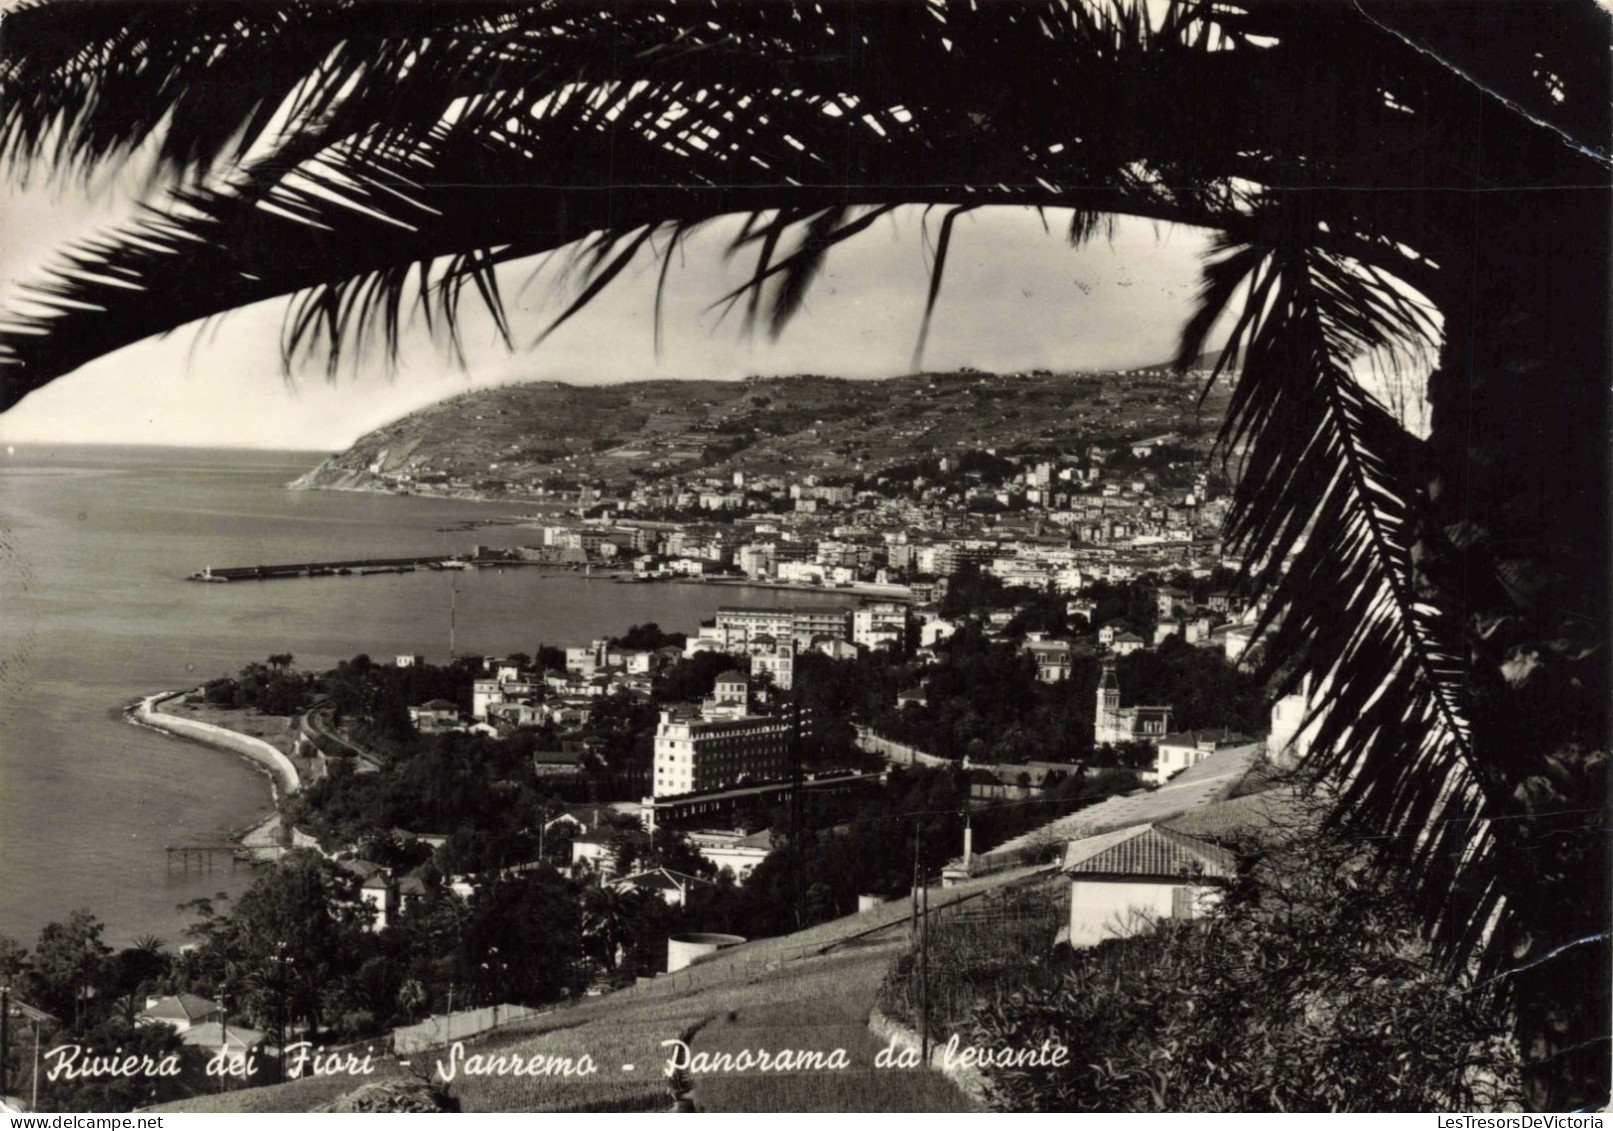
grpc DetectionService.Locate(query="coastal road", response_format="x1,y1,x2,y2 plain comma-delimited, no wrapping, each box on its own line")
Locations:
301,704,385,773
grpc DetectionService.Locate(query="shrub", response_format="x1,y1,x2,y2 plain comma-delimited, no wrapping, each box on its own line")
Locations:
970,818,1521,1112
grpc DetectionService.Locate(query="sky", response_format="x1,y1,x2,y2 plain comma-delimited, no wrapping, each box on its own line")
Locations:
0,170,1221,452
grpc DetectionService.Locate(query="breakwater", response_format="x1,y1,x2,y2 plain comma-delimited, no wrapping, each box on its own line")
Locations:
128,690,302,798
188,555,465,581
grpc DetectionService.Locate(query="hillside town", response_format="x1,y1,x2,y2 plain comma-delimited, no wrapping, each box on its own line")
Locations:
2,385,1340,1114
0,0,1596,1114
3,559,1324,1111
481,427,1241,606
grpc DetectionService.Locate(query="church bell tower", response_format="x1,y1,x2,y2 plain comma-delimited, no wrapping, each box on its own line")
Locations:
1096,657,1121,744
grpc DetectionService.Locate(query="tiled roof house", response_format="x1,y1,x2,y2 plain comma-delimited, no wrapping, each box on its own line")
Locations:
1061,823,1237,949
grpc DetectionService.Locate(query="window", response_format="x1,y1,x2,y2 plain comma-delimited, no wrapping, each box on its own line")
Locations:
1171,886,1195,920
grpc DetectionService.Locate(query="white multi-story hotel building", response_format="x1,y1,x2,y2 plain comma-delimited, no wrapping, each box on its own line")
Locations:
652,709,792,798
714,605,851,649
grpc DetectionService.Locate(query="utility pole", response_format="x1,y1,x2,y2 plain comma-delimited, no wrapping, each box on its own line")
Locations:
920,873,930,1067
30,1018,40,1112
2,982,11,1101
911,818,930,1065
274,942,293,1084
789,691,804,928
911,818,921,936
217,989,229,1094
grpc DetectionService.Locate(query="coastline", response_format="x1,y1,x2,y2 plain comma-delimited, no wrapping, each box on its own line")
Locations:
125,689,302,801
124,692,329,865
692,577,916,600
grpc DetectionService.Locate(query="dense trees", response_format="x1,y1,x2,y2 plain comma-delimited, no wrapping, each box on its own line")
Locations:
451,871,588,1005
0,914,190,1111
286,732,551,872
180,851,374,1035
972,804,1521,1112
40,1018,187,1113
203,656,317,716
653,650,738,705
2,0,1606,1105
31,910,110,1031
871,627,1263,764
325,653,479,753
0,857,602,1110
939,564,1031,618
607,623,687,652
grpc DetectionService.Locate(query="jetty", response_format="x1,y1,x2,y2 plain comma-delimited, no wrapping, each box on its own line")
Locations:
188,555,461,582
164,843,253,873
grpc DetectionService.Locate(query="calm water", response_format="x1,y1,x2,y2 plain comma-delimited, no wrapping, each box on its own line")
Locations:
0,445,844,947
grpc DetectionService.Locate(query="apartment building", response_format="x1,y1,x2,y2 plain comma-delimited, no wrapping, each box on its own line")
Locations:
652,708,791,798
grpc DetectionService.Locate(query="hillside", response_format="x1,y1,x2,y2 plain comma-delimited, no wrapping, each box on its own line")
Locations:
155,865,1052,1113
289,367,1230,501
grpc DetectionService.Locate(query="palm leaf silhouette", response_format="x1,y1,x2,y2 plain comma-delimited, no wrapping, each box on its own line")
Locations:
1,0,1607,1108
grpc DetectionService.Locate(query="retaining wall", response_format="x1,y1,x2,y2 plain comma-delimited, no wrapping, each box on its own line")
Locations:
137,691,302,796
852,726,951,768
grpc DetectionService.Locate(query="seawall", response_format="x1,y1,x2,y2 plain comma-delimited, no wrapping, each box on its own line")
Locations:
130,690,302,799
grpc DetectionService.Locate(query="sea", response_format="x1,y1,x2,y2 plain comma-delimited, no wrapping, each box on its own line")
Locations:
0,444,848,947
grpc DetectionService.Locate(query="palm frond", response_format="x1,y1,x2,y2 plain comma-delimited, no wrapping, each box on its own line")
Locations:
0,0,1608,1096
1184,237,1505,965
911,204,978,370
13,0,1426,400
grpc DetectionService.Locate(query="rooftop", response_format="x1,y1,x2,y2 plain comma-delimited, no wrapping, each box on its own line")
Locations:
614,867,714,894
549,803,619,831
972,744,1265,868
1062,823,1236,880
180,1022,266,1052
1157,728,1256,749
139,993,220,1024
1159,785,1308,846
532,749,582,766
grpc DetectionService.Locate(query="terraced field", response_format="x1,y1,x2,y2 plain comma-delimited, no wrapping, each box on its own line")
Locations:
157,865,1049,1113
291,368,1225,500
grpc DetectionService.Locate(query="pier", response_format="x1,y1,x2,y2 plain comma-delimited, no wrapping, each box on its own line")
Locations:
165,843,253,873
188,555,464,582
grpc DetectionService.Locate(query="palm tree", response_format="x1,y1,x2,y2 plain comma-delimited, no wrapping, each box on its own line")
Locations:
396,977,428,1024
579,886,638,974
1,0,1606,1108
